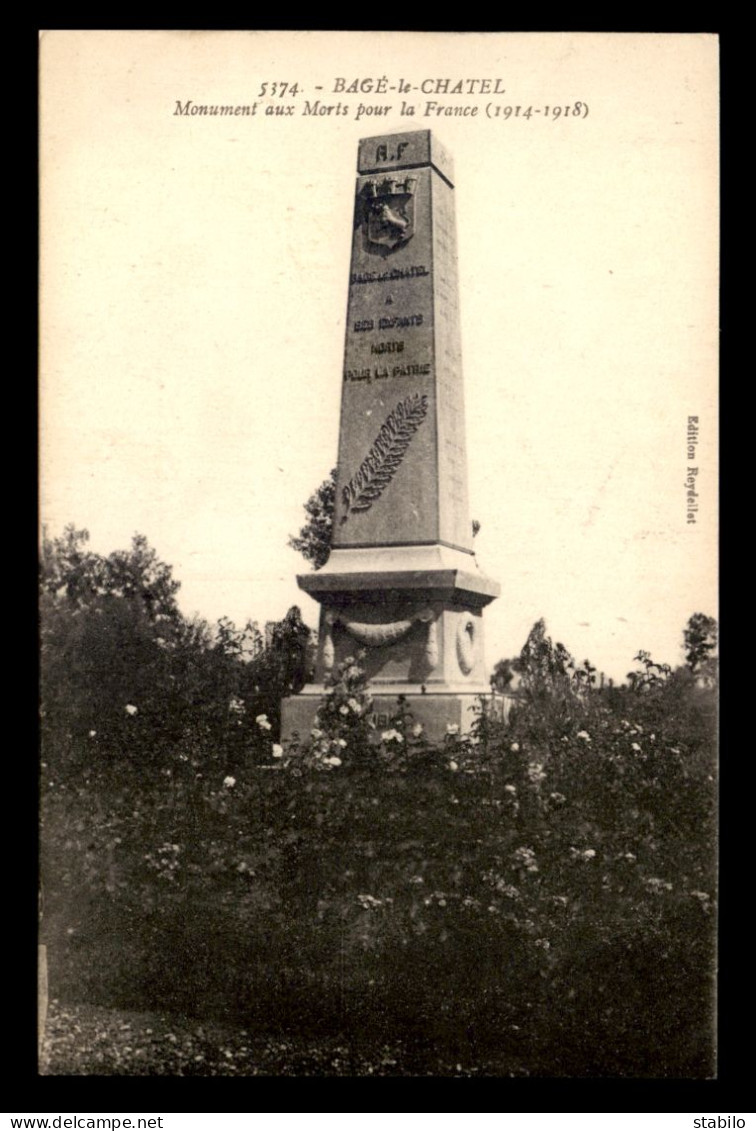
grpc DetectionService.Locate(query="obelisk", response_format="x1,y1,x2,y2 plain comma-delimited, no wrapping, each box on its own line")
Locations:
282,130,499,745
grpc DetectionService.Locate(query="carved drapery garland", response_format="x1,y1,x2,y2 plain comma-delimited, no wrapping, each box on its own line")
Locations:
322,607,438,674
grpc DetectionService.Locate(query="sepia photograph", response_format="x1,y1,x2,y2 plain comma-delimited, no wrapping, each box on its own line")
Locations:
39,30,718,1078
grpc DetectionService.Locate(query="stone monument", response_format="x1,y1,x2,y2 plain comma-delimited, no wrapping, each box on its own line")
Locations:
282,130,500,745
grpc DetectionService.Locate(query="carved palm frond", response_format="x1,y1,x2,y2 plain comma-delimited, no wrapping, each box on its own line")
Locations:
342,393,429,520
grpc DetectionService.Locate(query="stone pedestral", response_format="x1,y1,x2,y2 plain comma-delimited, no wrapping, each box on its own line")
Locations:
282,543,499,746
281,131,500,748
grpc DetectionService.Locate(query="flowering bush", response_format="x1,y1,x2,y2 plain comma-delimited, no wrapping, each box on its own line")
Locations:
40,538,716,1075
283,653,374,771
42,648,715,1075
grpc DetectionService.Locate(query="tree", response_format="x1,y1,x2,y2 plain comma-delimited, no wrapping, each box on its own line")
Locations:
40,527,316,772
40,527,188,771
518,618,574,690
40,525,182,624
683,613,718,675
626,650,672,693
288,469,337,570
490,656,518,693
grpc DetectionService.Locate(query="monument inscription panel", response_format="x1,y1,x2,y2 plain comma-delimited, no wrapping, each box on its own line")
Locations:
333,130,471,554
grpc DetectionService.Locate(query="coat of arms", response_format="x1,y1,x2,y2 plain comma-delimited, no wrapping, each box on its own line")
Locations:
363,176,416,253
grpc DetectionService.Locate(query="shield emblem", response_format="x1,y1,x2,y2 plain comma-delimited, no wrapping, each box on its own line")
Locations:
364,177,415,252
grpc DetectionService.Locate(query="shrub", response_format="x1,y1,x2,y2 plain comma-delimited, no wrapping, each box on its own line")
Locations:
40,546,716,1076
41,663,716,1075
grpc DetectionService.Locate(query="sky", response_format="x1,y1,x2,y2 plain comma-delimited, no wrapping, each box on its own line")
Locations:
40,31,718,683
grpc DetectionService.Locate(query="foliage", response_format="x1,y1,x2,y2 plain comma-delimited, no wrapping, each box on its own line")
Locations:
490,657,517,692
287,469,337,570
40,540,717,1077
40,526,183,622
40,528,312,779
683,612,718,671
683,612,718,689
42,645,716,1077
305,651,374,763
518,618,573,689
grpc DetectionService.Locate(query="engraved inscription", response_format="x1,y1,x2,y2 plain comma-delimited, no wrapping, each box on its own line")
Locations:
341,393,429,521
352,315,423,334
371,341,404,354
392,363,430,377
350,265,429,285
378,314,423,329
374,140,411,164
344,362,431,383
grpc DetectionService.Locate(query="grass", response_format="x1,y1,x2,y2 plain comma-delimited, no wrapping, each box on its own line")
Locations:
40,999,533,1077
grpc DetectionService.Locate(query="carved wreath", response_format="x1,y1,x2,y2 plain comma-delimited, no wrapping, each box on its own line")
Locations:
341,393,429,521
456,615,476,676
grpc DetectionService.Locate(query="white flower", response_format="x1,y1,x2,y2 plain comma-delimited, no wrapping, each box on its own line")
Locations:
223,776,236,788
256,714,272,731
125,704,138,716
583,848,596,859
339,705,350,716
311,728,323,740
381,728,402,743
576,731,591,741
449,760,459,771
271,744,284,759
504,784,517,794
446,723,460,736
88,730,97,738
645,876,672,894
337,738,347,748
323,756,342,767
347,698,361,714
510,742,520,752
412,723,424,737
631,742,641,752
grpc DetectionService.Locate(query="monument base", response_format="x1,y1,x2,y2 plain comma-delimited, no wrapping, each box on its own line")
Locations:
281,688,518,748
